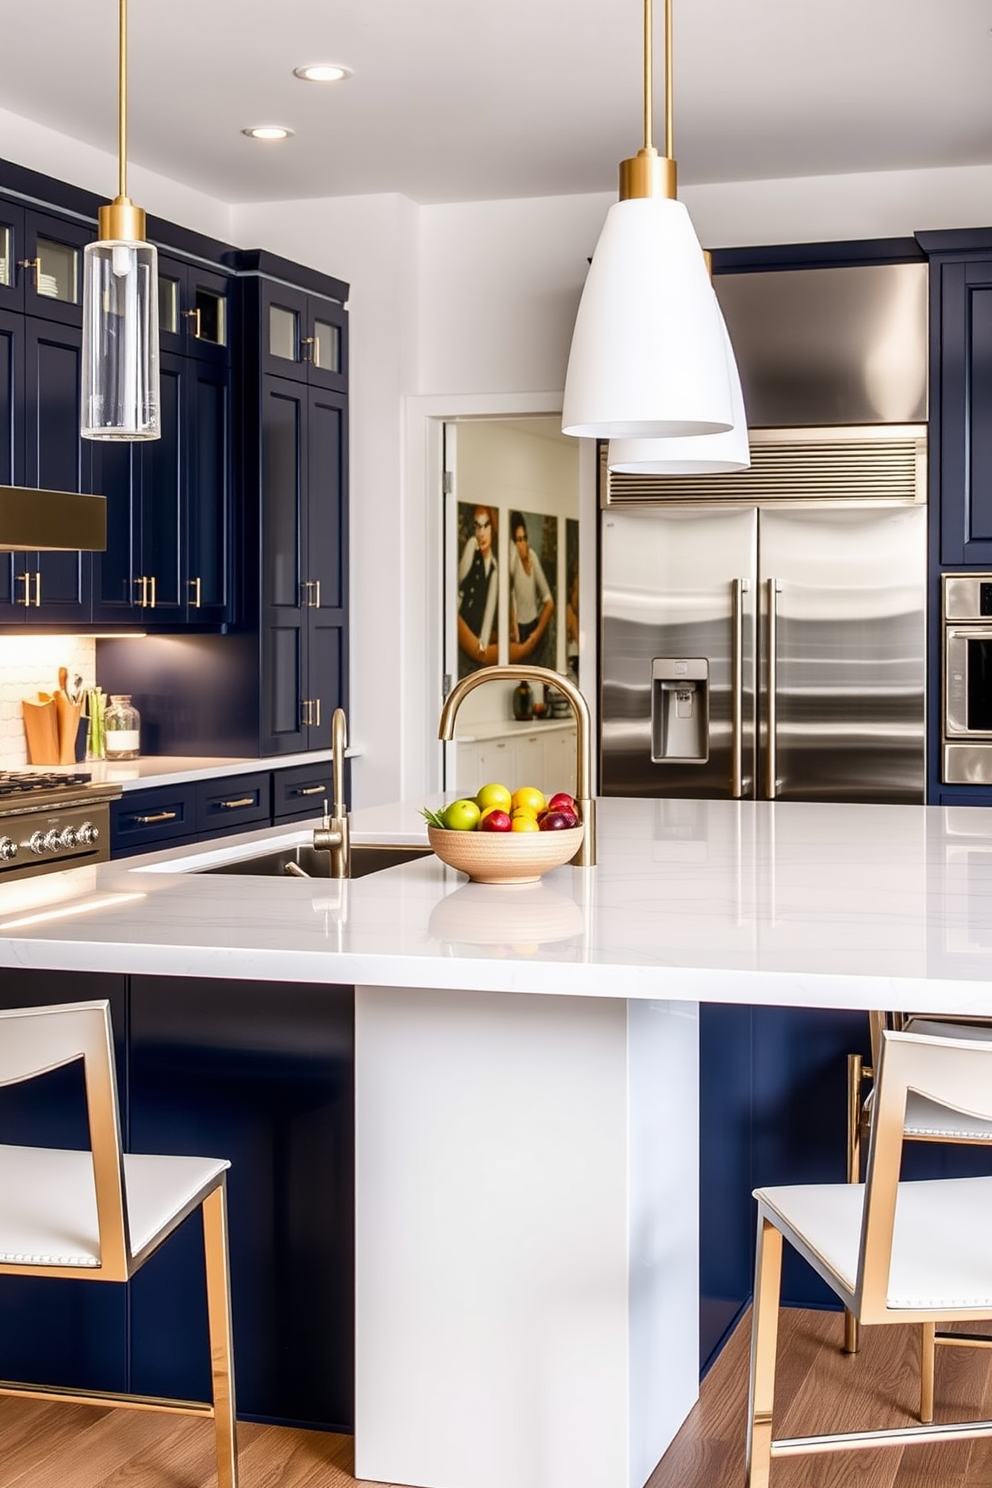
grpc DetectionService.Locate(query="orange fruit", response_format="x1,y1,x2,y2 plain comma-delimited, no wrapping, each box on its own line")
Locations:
510,786,546,815
510,815,540,833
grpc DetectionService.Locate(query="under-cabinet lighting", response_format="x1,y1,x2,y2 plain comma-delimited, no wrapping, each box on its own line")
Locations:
293,63,352,83
241,126,294,141
0,892,145,931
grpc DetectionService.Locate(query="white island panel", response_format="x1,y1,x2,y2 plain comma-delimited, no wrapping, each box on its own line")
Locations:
355,985,698,1488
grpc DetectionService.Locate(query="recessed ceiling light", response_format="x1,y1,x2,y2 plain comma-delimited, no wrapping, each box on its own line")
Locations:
241,125,294,141
293,63,352,83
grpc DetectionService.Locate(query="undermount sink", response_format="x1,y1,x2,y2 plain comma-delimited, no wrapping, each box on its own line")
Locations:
199,842,432,879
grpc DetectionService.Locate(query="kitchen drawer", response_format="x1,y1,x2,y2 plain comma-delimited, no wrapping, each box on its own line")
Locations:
272,762,332,821
111,785,197,855
196,772,270,836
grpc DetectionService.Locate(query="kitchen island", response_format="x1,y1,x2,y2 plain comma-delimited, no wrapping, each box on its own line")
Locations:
1,795,991,1488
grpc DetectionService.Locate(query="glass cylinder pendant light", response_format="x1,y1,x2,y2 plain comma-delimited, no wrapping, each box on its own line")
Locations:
562,0,738,440
81,0,160,441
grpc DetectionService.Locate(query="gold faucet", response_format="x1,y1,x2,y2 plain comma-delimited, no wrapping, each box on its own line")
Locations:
312,707,350,878
438,665,596,867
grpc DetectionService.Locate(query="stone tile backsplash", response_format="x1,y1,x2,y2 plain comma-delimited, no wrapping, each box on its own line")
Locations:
0,636,96,769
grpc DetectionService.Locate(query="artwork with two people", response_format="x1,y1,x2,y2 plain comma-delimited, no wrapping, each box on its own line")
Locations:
456,504,559,677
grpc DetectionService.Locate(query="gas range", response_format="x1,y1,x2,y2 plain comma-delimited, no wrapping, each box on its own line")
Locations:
0,771,122,883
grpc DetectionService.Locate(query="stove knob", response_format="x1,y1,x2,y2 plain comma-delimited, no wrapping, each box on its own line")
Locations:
27,831,47,855
75,821,99,847
0,836,18,861
42,830,63,853
58,827,78,850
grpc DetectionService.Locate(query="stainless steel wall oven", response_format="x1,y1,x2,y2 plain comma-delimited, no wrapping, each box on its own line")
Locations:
943,574,992,784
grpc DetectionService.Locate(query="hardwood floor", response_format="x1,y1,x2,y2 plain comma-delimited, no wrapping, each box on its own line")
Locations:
5,1311,992,1487
648,1308,992,1488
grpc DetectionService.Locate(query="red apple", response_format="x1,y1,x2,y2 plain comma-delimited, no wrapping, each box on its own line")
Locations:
547,792,576,814
539,811,571,831
556,808,579,828
479,809,512,832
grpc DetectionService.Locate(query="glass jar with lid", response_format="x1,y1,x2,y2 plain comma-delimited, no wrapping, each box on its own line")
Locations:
104,694,141,759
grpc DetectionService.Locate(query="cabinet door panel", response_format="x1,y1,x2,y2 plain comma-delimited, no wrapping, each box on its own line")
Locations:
22,319,90,620
939,258,992,564
0,202,24,310
91,442,139,619
308,388,345,612
264,622,305,751
261,281,309,383
188,359,230,623
0,307,20,611
139,355,183,619
307,618,344,750
22,210,90,327
262,379,303,610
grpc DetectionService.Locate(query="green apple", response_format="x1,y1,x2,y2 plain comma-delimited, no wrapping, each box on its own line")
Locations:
443,798,482,831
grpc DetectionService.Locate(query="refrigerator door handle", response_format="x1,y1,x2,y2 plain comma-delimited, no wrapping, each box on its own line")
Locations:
731,578,748,798
766,577,780,799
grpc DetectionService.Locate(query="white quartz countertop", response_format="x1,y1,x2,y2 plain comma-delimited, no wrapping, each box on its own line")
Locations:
3,796,992,1015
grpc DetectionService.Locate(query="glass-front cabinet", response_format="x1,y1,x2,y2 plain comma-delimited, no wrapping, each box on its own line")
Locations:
18,211,91,326
261,280,347,393
157,254,231,365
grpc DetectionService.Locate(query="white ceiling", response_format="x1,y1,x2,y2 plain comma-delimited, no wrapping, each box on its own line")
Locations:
1,0,989,207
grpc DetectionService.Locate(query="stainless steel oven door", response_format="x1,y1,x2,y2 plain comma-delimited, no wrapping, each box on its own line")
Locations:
944,628,992,738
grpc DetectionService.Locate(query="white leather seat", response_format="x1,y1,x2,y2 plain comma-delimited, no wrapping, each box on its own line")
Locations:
0,999,237,1488
748,1028,992,1488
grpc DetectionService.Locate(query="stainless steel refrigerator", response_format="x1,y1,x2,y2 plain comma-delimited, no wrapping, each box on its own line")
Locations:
600,502,927,804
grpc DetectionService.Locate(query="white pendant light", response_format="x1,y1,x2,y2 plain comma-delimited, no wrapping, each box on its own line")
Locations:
81,0,160,442
608,312,751,473
562,0,736,441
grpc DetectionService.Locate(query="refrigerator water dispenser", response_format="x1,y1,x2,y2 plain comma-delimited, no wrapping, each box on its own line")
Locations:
651,659,709,763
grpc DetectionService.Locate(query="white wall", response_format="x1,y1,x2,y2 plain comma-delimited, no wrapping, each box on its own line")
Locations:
0,105,232,242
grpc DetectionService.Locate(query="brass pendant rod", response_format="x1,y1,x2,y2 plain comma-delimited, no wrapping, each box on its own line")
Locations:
664,0,673,159
642,0,653,151
118,0,128,201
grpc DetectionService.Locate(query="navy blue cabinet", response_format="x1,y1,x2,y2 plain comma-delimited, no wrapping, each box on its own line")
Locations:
260,276,347,393
0,312,93,624
92,350,231,628
157,254,231,366
923,231,992,567
260,375,347,753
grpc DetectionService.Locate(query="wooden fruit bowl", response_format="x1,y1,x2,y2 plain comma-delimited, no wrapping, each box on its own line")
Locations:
426,823,585,884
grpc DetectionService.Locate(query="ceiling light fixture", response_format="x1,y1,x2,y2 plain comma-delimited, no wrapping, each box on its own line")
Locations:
608,254,751,473
293,63,352,83
561,0,740,441
241,125,294,141
80,0,160,442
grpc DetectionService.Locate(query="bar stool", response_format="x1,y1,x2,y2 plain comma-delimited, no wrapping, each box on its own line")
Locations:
748,1026,992,1488
0,999,237,1487
847,1010,992,1378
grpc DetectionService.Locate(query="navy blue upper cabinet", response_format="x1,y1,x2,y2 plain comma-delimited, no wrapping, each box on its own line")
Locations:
0,314,92,624
918,230,992,566
92,352,231,628
0,201,25,311
157,254,232,366
260,278,347,393
19,210,91,328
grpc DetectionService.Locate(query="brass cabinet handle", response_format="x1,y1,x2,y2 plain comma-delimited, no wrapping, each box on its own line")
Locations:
303,579,321,608
220,796,255,810
133,810,178,825
300,335,316,363
17,257,40,290
302,699,313,726
314,698,321,727
189,576,202,608
311,579,321,609
182,306,202,338
17,571,40,607
297,785,324,796
148,574,156,609
135,576,148,606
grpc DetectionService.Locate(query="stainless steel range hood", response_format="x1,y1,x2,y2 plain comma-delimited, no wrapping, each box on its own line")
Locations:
0,487,107,552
